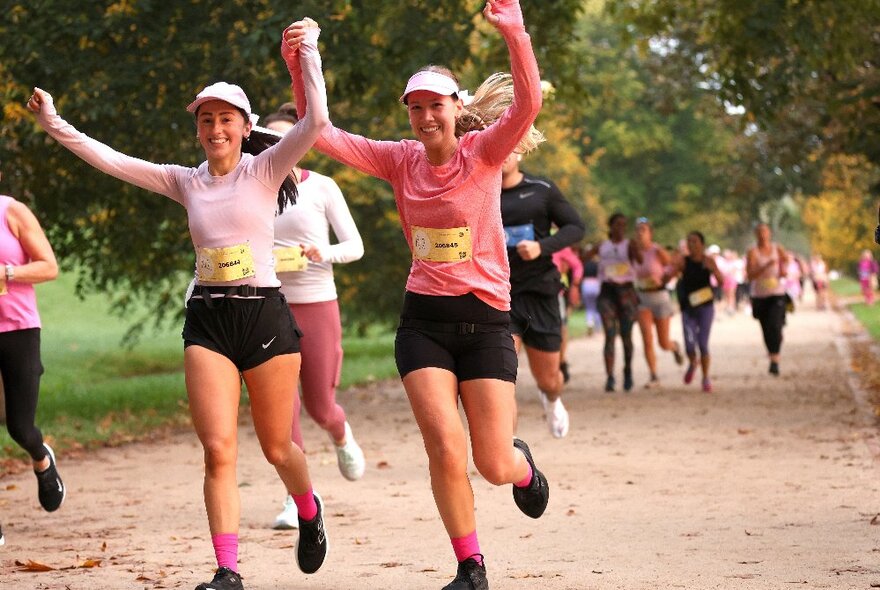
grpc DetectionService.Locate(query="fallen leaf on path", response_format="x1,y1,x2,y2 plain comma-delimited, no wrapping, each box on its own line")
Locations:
737,428,753,435
377,461,390,469
870,514,880,525
15,559,55,572
380,562,402,568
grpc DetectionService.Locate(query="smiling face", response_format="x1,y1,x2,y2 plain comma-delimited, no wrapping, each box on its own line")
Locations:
196,99,251,164
406,90,462,153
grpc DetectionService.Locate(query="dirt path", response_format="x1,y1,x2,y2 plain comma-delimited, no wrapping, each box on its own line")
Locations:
2,294,879,589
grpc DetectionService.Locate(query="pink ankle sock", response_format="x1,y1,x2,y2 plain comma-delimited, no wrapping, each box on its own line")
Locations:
292,490,318,521
514,459,533,488
451,531,482,564
211,533,238,572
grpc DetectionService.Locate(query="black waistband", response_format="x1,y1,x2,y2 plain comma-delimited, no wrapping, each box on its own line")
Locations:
194,285,283,298
398,317,507,335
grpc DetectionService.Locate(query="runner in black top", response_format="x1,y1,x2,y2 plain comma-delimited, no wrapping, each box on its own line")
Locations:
501,151,585,438
671,231,724,392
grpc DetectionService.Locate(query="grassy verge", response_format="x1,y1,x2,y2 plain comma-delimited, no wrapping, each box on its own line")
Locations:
831,276,880,341
0,274,397,461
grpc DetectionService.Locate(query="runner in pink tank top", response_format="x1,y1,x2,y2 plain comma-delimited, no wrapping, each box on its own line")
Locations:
29,19,330,587
746,223,789,376
0,191,66,541
631,218,684,388
285,2,548,588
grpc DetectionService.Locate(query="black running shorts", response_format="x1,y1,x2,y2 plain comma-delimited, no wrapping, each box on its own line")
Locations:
394,292,518,383
182,293,301,371
508,291,563,352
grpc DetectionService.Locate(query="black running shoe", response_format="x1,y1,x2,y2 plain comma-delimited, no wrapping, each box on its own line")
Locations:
35,444,65,512
769,361,780,376
512,438,549,519
296,493,328,574
0,523,5,547
559,361,570,384
195,567,243,590
441,556,488,590
623,369,634,392
605,375,615,393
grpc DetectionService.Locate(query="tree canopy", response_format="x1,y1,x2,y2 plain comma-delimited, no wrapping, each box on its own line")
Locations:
1,0,876,333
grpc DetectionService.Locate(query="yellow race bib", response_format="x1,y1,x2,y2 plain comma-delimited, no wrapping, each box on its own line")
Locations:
273,246,308,273
636,277,660,291
688,286,714,307
758,277,779,291
196,243,256,282
411,226,472,263
607,262,631,279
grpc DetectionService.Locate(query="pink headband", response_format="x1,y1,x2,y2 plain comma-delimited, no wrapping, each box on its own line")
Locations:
399,71,459,103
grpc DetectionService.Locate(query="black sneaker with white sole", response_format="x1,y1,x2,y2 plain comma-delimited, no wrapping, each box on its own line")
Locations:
35,444,65,512
195,567,243,590
0,523,5,547
296,493,328,574
441,556,488,590
512,438,549,518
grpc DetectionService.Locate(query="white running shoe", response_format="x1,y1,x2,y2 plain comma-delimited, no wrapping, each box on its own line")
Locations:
539,393,570,438
272,495,299,530
333,422,365,482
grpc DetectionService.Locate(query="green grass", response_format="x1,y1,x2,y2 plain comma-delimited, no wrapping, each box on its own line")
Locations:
0,274,397,460
830,276,862,297
830,276,880,340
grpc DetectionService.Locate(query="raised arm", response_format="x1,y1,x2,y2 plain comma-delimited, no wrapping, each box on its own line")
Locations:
474,0,543,166
262,20,329,182
27,89,184,202
282,22,398,180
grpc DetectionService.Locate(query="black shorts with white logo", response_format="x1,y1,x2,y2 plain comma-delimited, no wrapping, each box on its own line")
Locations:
182,291,301,371
509,291,563,352
394,291,518,383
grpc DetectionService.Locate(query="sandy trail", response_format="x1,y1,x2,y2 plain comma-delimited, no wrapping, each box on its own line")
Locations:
1,294,879,589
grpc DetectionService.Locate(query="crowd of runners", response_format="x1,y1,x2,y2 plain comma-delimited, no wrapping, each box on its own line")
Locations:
0,1,850,589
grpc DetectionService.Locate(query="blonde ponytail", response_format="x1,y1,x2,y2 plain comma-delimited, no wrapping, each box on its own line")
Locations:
457,72,545,153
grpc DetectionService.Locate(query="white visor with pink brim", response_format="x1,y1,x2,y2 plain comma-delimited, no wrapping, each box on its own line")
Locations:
399,71,460,103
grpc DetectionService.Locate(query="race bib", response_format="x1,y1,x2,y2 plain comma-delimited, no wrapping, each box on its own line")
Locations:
758,277,779,291
636,277,660,291
503,223,535,248
688,286,714,307
412,226,472,263
607,262,631,279
274,246,308,273
196,243,256,282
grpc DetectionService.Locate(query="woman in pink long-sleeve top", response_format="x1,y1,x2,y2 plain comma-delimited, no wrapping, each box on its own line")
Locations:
284,2,546,588
29,19,329,589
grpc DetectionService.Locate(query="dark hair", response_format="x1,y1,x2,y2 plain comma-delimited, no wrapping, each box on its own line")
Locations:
605,212,626,238
195,104,298,213
608,212,626,227
263,102,299,126
688,230,706,245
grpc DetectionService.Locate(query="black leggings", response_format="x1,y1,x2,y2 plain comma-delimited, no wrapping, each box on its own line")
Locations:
751,296,786,355
0,328,47,460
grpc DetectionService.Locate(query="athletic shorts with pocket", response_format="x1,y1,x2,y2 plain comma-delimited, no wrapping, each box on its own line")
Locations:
394,291,518,383
509,291,563,352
